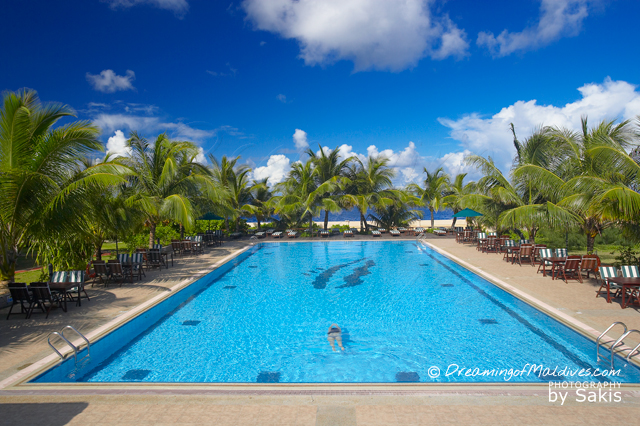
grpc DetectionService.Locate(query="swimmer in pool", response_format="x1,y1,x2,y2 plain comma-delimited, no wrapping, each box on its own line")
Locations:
327,324,345,352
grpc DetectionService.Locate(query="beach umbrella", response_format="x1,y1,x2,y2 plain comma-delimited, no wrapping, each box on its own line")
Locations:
453,208,483,218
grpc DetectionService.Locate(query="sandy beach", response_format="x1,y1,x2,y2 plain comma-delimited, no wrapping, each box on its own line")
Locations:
248,219,466,228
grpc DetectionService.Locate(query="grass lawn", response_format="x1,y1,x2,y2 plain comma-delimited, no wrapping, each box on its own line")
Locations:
15,268,44,283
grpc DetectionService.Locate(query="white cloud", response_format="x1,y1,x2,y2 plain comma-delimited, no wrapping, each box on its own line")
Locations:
206,63,237,77
86,70,136,93
253,154,292,184
103,0,189,17
93,113,214,143
242,0,468,72
293,129,309,151
477,0,591,57
438,78,640,171
276,94,288,103
106,130,131,157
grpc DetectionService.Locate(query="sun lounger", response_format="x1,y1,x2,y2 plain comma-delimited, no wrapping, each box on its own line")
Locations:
433,229,447,236
343,230,353,238
331,229,340,236
287,231,298,238
372,230,381,237
255,231,266,239
415,227,425,233
230,232,242,239
320,230,330,238
398,227,407,233
272,231,283,238
390,230,401,237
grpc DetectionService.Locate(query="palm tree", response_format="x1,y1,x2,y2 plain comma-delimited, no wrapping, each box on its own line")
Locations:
408,167,449,229
250,178,272,230
119,132,212,248
306,145,352,229
443,173,476,227
0,89,126,285
209,155,246,233
272,160,342,235
343,156,398,232
369,191,422,229
511,118,638,252
225,165,258,232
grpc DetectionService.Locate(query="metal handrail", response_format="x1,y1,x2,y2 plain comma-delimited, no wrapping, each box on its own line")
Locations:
611,329,640,369
47,332,77,363
626,342,640,363
61,325,90,358
596,322,627,363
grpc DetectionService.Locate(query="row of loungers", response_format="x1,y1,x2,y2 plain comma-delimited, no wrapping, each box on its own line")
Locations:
454,230,640,307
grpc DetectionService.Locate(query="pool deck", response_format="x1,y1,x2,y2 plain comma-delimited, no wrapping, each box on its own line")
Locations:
1,235,640,425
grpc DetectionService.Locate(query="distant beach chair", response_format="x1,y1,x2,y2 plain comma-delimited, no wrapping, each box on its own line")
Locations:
287,231,298,238
398,227,407,233
372,230,381,237
255,231,266,239
343,230,354,238
433,229,447,236
272,231,283,238
390,229,401,237
320,230,330,238
414,227,425,234
378,228,386,233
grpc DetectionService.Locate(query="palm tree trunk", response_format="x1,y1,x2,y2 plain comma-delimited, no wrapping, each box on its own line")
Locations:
149,222,156,248
324,210,329,230
587,234,596,254
360,212,369,232
235,217,240,232
309,213,313,238
430,209,435,229
452,216,457,227
257,218,262,230
0,244,18,288
225,217,229,233
180,223,184,239
94,242,102,261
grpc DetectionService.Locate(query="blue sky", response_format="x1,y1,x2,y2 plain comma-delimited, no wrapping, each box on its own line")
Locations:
3,0,640,184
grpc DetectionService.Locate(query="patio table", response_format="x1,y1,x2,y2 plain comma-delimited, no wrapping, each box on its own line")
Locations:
545,257,567,279
607,277,640,308
49,282,82,308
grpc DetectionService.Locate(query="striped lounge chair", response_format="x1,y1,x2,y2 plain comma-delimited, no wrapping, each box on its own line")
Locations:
488,232,497,237
131,253,146,280
320,230,330,238
415,227,425,233
434,229,447,236
372,230,381,237
536,248,554,276
597,266,621,303
398,227,407,233
287,231,298,238
255,231,266,239
390,229,401,237
272,231,283,238
621,265,639,278
378,228,386,233
343,230,354,238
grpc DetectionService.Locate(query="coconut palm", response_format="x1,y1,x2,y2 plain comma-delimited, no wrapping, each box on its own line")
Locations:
408,167,449,229
369,191,423,230
272,160,342,234
119,132,213,248
250,178,272,230
0,89,124,285
209,155,246,232
512,118,638,252
343,156,399,232
306,145,353,229
443,173,476,227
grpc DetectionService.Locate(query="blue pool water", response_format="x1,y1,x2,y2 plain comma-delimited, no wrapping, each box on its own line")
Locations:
33,241,640,383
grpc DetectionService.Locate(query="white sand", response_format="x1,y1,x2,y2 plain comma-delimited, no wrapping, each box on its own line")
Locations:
248,219,466,228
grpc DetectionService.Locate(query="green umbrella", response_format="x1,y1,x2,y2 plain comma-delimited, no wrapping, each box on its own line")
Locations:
453,208,483,218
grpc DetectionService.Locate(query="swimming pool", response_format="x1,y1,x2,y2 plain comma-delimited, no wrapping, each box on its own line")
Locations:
32,241,640,383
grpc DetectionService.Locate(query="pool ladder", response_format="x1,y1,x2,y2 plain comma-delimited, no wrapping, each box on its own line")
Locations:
596,322,640,369
48,325,90,365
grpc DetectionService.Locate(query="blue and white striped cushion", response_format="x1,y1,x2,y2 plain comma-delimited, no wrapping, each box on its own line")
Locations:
50,271,67,283
599,266,618,280
555,248,568,258
539,249,554,264
477,232,487,239
68,270,84,283
117,253,130,264
621,265,639,278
